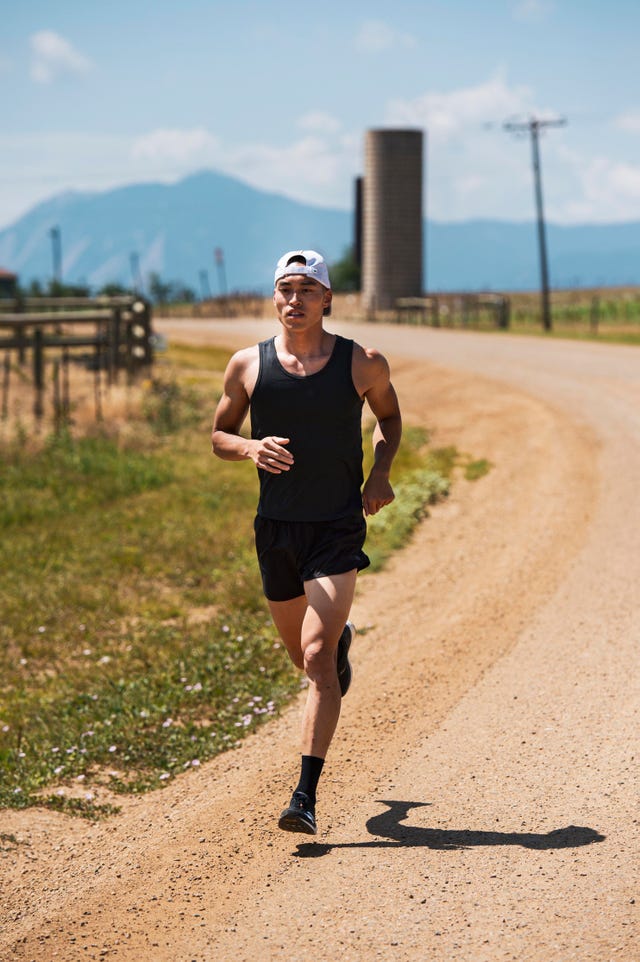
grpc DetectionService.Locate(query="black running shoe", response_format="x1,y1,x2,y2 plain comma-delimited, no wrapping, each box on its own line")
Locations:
337,621,356,697
278,791,317,835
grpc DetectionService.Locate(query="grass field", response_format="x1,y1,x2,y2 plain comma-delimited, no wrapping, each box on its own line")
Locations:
0,342,472,817
505,287,640,343
315,288,640,343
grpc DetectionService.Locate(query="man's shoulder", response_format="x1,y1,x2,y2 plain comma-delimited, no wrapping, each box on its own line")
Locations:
351,340,389,371
223,343,261,393
350,340,391,396
228,342,261,368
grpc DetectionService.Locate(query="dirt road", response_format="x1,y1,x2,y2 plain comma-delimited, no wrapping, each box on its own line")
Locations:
2,320,637,961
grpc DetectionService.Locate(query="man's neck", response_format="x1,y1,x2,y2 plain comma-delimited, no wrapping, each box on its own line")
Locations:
276,326,333,360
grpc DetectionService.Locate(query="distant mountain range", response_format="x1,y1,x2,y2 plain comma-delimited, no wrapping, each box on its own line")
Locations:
1,169,639,294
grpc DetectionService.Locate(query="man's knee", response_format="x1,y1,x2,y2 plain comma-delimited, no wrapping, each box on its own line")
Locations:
302,636,337,681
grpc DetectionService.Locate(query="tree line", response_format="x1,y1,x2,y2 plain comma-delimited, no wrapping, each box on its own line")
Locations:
14,247,361,305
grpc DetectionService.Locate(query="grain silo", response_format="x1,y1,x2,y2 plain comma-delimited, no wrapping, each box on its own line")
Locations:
362,129,424,311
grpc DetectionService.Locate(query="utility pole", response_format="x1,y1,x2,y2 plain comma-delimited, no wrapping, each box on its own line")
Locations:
354,176,363,281
130,252,143,293
214,247,227,298
199,269,212,301
504,116,566,331
49,225,62,285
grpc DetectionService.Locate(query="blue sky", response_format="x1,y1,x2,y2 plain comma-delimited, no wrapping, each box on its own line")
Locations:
2,0,640,230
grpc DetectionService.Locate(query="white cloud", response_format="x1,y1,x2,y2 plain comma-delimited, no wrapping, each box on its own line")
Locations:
226,136,347,193
457,174,487,197
298,111,342,135
0,123,359,231
123,117,640,223
513,0,553,22
131,127,218,164
355,20,416,53
574,158,640,214
387,74,536,145
383,75,578,221
613,110,640,134
546,145,640,222
128,125,356,206
30,30,92,84
5,78,640,233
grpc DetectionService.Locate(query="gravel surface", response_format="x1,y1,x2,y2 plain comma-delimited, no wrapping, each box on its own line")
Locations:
2,320,637,961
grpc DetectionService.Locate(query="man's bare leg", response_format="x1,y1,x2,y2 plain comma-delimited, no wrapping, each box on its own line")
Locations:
269,570,357,833
300,569,357,757
267,594,307,671
267,569,357,745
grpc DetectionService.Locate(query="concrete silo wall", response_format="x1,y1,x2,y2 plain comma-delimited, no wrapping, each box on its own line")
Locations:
363,129,423,311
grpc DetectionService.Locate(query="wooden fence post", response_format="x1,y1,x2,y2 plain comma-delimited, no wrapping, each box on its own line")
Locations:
2,351,10,420
52,358,61,434
108,308,121,385
62,346,70,423
33,328,44,420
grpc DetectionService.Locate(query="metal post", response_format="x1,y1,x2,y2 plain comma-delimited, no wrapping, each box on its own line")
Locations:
49,226,62,285
130,252,143,293
199,269,212,301
214,248,227,297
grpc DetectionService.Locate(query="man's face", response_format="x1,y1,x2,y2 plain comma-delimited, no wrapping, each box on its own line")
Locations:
273,274,332,331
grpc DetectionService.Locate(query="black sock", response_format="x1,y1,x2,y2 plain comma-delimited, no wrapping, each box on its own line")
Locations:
295,755,324,806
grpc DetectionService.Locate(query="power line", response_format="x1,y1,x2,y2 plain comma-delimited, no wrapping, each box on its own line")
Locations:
504,116,567,331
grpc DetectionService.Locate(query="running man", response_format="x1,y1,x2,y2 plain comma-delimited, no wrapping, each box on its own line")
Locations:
211,250,402,835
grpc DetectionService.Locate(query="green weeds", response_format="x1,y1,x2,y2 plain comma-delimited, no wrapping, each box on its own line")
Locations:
463,457,492,481
365,443,455,571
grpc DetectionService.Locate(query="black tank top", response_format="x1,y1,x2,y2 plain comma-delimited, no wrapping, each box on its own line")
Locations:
251,335,364,522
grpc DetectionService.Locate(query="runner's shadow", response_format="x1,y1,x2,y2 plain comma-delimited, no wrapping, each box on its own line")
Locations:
295,799,606,858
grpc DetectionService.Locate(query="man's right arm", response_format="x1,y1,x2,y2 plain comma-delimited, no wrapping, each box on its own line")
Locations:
211,349,294,474
211,350,255,461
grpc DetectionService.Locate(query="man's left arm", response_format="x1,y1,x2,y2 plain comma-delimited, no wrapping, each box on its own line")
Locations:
359,351,402,516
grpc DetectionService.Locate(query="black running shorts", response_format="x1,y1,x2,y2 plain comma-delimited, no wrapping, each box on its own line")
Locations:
254,514,370,602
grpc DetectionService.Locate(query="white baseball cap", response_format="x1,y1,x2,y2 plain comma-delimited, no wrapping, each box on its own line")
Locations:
274,250,331,289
